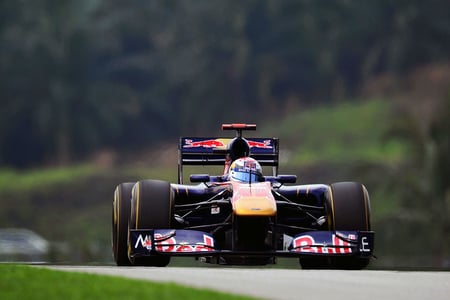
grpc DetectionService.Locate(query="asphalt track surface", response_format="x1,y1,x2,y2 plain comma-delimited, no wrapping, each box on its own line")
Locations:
47,265,450,300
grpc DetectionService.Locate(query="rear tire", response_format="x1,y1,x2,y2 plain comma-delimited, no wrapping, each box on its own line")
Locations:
112,182,135,266
300,182,371,269
129,180,172,267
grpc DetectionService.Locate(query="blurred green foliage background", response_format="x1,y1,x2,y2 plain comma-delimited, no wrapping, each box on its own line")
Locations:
0,0,449,268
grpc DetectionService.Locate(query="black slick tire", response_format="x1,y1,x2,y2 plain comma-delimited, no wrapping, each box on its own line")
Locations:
129,179,172,267
300,182,371,269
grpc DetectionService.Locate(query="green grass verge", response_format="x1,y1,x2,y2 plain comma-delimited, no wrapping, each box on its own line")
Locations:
0,99,408,194
0,164,97,194
0,164,179,194
0,264,258,300
261,99,408,165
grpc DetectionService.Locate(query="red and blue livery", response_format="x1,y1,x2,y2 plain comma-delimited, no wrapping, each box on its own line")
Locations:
112,124,375,268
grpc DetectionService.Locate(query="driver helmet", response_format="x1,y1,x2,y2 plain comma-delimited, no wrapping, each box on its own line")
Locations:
228,157,263,182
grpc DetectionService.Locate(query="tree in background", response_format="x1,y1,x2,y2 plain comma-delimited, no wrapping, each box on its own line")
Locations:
0,0,449,167
393,65,450,265
365,63,450,266
0,0,141,166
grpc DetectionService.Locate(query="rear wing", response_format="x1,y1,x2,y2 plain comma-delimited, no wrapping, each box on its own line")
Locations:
178,137,279,183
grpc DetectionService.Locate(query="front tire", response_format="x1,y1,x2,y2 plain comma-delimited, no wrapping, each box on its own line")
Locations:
300,182,371,269
129,180,173,267
112,182,135,266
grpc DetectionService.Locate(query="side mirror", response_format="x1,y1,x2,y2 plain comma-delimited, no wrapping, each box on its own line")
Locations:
190,174,211,183
276,175,297,184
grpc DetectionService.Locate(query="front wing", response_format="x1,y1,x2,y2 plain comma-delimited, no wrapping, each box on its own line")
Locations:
129,229,374,259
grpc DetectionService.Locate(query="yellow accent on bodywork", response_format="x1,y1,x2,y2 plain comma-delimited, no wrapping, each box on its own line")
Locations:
234,196,277,216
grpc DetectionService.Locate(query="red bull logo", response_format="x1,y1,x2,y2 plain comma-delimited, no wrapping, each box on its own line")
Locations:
183,139,225,148
248,140,273,149
243,160,257,171
293,234,353,254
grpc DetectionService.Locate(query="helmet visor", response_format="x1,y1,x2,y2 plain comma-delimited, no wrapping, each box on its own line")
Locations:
230,170,262,182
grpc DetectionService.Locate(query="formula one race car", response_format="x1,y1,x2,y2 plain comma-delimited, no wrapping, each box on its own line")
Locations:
112,124,374,269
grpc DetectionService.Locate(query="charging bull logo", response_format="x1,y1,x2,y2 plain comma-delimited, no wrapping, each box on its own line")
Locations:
248,140,273,149
184,139,225,148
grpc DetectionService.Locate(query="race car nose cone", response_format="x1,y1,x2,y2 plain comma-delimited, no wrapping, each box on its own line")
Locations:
233,196,277,216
